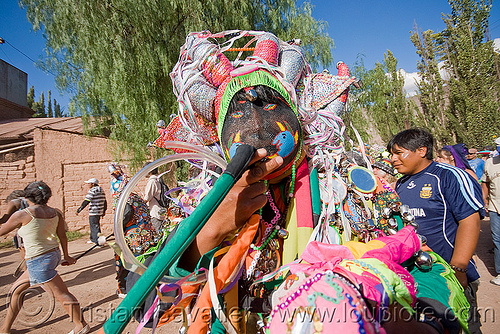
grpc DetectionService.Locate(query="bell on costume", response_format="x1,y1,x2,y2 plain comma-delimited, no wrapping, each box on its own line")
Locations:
415,250,433,271
399,204,410,214
381,207,392,219
277,227,289,239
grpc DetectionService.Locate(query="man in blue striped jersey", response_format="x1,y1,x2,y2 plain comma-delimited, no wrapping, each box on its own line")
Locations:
388,128,484,334
76,178,107,246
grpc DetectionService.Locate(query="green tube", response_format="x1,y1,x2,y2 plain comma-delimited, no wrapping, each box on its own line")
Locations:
102,145,255,333
103,174,233,333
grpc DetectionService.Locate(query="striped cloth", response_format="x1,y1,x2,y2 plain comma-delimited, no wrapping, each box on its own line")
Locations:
85,186,106,216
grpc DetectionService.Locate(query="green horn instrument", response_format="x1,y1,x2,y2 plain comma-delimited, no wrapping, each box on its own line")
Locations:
102,145,255,334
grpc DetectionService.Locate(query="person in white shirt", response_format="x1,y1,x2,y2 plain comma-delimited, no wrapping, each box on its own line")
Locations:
143,168,164,232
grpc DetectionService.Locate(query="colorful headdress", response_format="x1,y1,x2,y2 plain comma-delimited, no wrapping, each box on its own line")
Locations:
162,30,358,163
373,157,396,176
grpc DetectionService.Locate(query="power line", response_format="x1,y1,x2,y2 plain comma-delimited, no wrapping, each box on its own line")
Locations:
0,37,38,64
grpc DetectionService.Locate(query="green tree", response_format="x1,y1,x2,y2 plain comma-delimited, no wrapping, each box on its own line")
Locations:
27,86,34,109
54,99,62,117
47,90,53,117
20,0,334,164
349,51,416,143
412,0,500,148
32,91,46,118
410,27,450,146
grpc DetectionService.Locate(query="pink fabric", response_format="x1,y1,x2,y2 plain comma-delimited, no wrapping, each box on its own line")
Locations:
294,159,314,228
362,226,420,264
289,241,354,275
268,272,379,334
361,226,420,304
288,227,420,307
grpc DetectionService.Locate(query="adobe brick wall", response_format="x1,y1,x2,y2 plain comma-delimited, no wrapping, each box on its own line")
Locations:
1,128,155,242
0,155,37,215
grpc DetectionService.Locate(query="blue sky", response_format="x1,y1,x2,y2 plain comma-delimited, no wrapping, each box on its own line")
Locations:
1,0,499,112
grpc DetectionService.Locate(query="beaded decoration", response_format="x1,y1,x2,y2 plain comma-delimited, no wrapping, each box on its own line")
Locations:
267,270,377,334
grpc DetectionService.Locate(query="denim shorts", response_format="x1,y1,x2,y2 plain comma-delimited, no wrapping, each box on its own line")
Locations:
26,248,61,286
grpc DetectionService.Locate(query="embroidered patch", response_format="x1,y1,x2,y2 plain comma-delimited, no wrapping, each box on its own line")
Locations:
263,103,276,111
269,121,298,158
420,184,432,199
231,111,243,118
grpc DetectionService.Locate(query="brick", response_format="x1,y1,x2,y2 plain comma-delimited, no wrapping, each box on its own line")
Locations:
26,156,34,163
24,167,35,173
8,170,26,177
7,173,25,179
1,166,18,171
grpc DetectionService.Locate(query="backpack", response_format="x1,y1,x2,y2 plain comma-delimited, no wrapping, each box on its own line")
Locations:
154,177,170,208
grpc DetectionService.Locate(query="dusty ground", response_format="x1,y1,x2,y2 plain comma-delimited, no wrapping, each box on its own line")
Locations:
1,219,499,333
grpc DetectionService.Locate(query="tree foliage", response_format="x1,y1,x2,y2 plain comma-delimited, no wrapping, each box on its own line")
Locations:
20,0,334,163
28,86,63,118
348,51,417,144
411,0,500,148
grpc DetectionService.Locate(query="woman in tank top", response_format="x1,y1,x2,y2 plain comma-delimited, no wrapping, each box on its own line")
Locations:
0,181,89,334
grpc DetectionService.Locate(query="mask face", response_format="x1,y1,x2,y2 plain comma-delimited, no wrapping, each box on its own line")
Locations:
221,85,302,179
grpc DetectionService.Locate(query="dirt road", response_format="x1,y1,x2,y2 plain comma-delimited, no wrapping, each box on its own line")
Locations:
1,219,499,333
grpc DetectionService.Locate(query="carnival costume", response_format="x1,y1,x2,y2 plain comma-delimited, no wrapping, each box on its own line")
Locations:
106,31,471,334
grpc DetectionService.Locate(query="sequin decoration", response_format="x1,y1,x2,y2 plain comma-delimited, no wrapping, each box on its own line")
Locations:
202,51,234,87
156,114,219,152
123,193,158,255
174,73,217,122
279,44,306,87
263,103,276,111
343,193,368,233
231,111,243,118
267,271,377,334
300,72,357,111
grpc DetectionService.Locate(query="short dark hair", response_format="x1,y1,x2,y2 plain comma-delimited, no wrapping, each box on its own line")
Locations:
387,128,434,160
24,181,52,205
5,190,25,203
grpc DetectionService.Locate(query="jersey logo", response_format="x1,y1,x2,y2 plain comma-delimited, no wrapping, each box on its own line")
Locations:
407,181,416,189
420,183,432,199
410,208,426,217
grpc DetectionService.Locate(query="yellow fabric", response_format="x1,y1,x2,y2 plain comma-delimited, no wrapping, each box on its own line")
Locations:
283,197,313,265
343,239,386,259
224,284,243,333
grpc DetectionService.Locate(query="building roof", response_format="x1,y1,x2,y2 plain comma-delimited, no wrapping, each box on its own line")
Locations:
0,117,84,142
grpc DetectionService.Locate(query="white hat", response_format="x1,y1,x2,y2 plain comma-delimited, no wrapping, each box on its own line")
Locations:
84,178,99,184
495,137,500,145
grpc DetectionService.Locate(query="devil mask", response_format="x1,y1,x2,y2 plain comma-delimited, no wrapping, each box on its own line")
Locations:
220,84,302,180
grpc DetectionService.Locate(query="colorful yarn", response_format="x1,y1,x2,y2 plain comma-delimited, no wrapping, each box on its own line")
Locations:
279,44,306,87
253,33,279,65
202,52,234,87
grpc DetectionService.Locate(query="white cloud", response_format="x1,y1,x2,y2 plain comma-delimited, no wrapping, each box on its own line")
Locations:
399,69,420,97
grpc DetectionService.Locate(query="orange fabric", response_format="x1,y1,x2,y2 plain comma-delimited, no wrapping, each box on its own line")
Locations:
188,214,260,334
156,284,199,327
